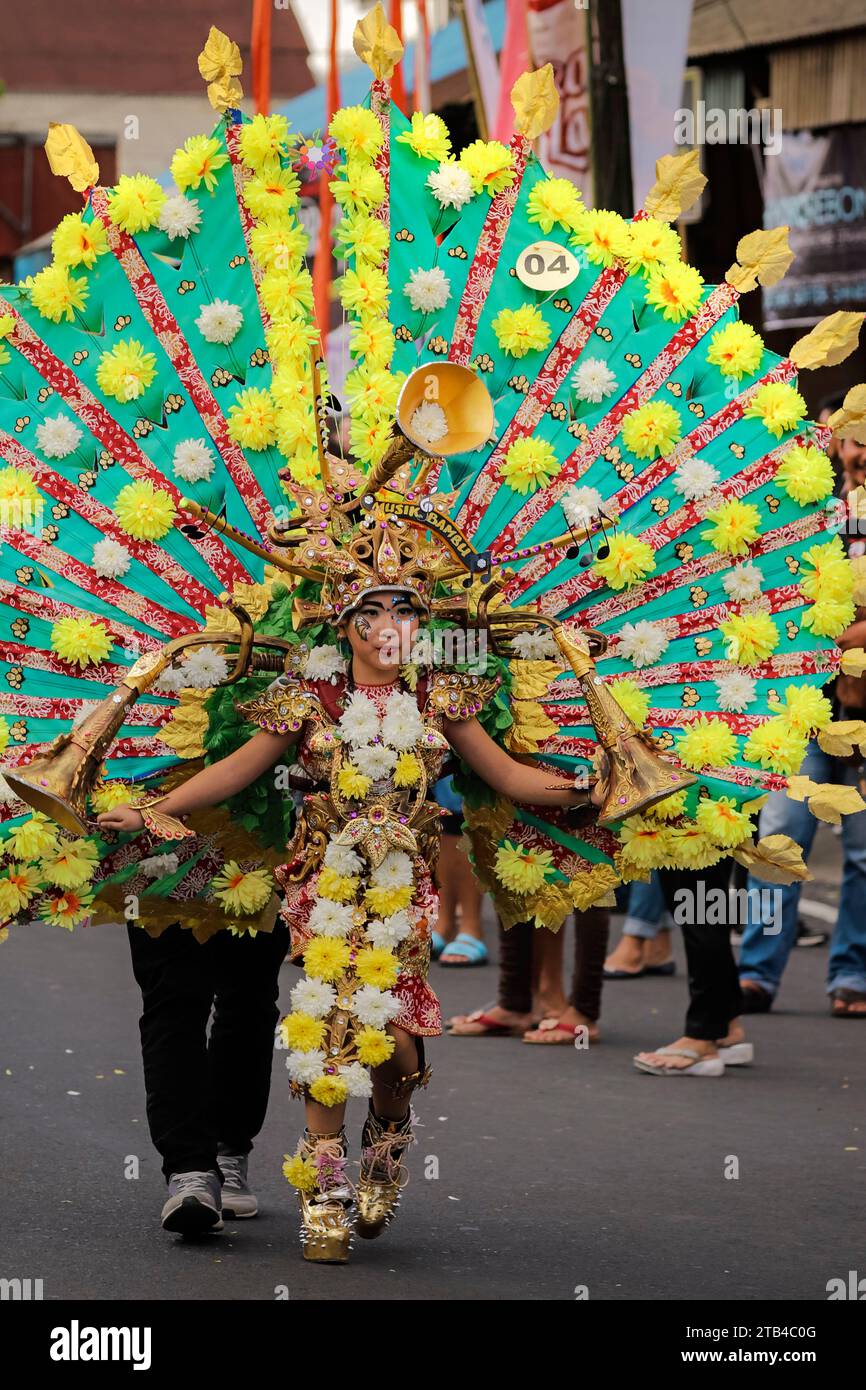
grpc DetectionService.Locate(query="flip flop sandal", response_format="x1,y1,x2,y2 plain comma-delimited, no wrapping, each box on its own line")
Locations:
602,965,646,979
643,960,676,977
446,1009,526,1037
522,1017,597,1045
431,931,446,960
439,932,489,967
633,1045,725,1077
716,1041,754,1066
831,988,866,1018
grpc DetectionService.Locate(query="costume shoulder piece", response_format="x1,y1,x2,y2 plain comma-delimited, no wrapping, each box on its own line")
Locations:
239,674,327,735
425,670,500,722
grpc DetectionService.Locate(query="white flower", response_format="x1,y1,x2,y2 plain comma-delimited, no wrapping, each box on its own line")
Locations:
511,628,561,660
323,840,364,877
410,401,448,446
722,563,763,603
673,458,720,501
404,266,451,313
352,743,398,780
308,899,355,938
381,690,423,750
36,414,82,459
158,193,202,240
715,671,758,712
365,909,412,950
370,850,414,890
427,162,473,209
303,644,346,682
155,666,187,695
572,357,617,404
342,1061,374,1098
562,485,604,529
140,852,180,880
196,298,244,345
172,439,215,484
286,1049,326,1085
181,647,230,689
92,537,131,579
617,620,670,668
338,691,380,747
352,985,401,1028
290,978,337,1019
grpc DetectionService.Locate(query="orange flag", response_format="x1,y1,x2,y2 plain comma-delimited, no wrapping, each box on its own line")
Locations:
251,0,272,116
313,0,341,352
389,0,407,114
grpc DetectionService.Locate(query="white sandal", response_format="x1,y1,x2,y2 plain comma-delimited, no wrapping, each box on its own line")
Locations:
633,1045,725,1077
716,1041,754,1067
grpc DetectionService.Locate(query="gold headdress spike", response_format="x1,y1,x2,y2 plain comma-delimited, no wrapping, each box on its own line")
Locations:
198,26,244,112
44,124,99,194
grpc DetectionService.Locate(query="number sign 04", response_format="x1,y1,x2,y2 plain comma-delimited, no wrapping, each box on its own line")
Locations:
515,240,581,292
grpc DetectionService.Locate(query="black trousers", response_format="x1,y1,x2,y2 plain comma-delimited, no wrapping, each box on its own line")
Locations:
657,860,742,1041
498,909,610,1022
127,922,290,1180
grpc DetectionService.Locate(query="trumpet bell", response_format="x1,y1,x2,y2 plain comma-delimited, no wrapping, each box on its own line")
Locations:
596,733,697,829
4,750,91,835
396,363,494,457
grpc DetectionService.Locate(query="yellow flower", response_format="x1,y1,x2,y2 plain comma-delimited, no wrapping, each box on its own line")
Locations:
213,861,273,915
309,1074,349,1107
571,208,630,266
280,1012,326,1052
394,752,422,788
337,765,373,800
492,304,551,358
621,400,682,459
227,387,279,451
354,946,400,990
250,221,309,273
527,177,584,234
618,817,673,871
276,408,318,458
498,436,559,494
743,718,807,775
397,112,451,162
719,612,779,666
260,266,314,319
494,839,554,894
744,382,806,438
676,716,738,770
775,445,834,506
50,616,112,669
0,718,9,754
706,320,764,379
364,883,413,917
286,448,320,487
334,212,389,267
644,789,687,821
39,887,94,930
593,533,656,590
665,824,722,870
52,213,108,269
459,139,515,195
115,480,177,540
329,106,385,162
645,261,704,322
801,597,855,639
799,537,850,600
348,415,392,470
6,813,59,861
96,339,157,403
266,317,320,365
317,866,359,904
609,678,650,726
0,313,14,339
90,782,132,813
338,263,390,316
243,164,301,223
0,467,40,509
171,135,228,193
625,218,681,275
355,1026,396,1066
350,315,394,368
768,683,833,734
303,936,352,982
239,114,292,172
283,1154,318,1190
107,174,166,233
695,797,754,848
40,837,99,889
345,364,403,420
331,160,386,213
0,863,42,917
702,499,762,556
28,264,88,323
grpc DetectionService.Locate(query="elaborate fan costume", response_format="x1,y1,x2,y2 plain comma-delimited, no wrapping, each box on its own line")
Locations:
2,7,866,1259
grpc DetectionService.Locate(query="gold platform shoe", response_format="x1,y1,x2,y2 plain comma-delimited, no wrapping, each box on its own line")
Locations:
292,1129,354,1263
355,1065,431,1241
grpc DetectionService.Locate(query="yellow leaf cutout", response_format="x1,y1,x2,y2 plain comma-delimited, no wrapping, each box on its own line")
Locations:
726,226,794,292
817,719,866,758
511,65,560,142
790,311,865,371
44,124,99,194
353,2,404,78
786,775,866,824
828,384,866,445
197,26,243,111
732,834,811,884
644,149,706,222
841,648,866,677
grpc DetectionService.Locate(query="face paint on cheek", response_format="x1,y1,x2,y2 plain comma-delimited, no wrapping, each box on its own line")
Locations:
353,613,372,641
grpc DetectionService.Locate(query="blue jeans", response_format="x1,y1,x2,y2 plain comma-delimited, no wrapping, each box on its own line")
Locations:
623,873,672,939
738,740,866,997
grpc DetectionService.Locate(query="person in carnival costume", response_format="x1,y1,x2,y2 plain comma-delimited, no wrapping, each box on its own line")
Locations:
2,8,866,1260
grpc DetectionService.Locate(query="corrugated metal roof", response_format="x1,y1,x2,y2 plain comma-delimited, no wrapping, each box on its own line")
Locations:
771,33,866,127
689,0,866,58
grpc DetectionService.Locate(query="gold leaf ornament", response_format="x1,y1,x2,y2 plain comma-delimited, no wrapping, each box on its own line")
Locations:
789,311,866,371
731,833,811,884
725,226,794,293
511,65,560,141
817,719,866,758
198,26,243,111
44,124,99,193
786,775,866,824
828,384,866,445
505,700,558,754
353,2,404,78
644,149,707,222
840,648,866,678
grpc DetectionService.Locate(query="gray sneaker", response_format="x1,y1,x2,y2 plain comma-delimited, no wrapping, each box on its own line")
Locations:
217,1150,258,1219
161,1170,223,1234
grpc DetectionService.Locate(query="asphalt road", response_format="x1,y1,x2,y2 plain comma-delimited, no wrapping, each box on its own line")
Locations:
2,824,863,1303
